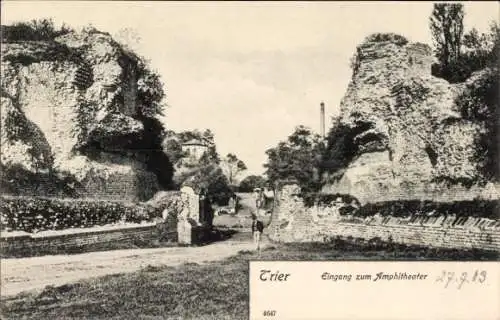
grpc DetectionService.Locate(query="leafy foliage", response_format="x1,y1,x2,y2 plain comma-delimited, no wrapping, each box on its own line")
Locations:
354,199,499,219
165,129,232,204
0,196,157,233
174,129,215,147
1,41,78,66
221,153,247,185
3,102,54,170
319,119,368,180
1,20,78,65
2,21,173,190
264,126,325,193
136,65,166,118
301,193,359,208
136,116,174,189
1,18,73,42
460,23,499,73
363,33,409,46
181,164,234,206
296,190,499,219
462,24,499,67
430,4,498,83
437,20,499,181
163,129,218,167
0,164,80,198
162,130,187,165
199,145,220,166
428,7,498,181
238,175,267,192
455,68,499,181
429,3,465,82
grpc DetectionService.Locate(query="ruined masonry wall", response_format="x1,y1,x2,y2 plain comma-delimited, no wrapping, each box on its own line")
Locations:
268,184,500,252
1,189,202,256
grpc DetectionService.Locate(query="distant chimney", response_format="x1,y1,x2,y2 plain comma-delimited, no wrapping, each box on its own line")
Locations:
320,101,325,138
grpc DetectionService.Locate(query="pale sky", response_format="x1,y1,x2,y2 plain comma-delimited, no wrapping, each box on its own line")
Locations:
2,1,498,176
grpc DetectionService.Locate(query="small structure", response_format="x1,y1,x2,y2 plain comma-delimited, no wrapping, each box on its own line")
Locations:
177,186,199,245
181,138,213,160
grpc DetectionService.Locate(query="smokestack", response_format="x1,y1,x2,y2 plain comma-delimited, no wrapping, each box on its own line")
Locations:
320,101,325,138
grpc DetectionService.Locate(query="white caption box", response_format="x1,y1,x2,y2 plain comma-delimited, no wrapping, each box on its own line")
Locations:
249,261,500,320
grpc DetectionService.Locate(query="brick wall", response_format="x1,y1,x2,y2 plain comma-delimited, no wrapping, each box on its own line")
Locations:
1,188,204,256
79,167,159,202
268,184,500,251
0,223,170,257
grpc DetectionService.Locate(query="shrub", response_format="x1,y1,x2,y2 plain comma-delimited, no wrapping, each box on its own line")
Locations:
455,68,499,181
2,41,78,66
364,33,409,46
296,192,499,219
354,199,499,219
180,164,234,206
1,19,73,42
320,120,374,181
264,126,325,193
0,196,161,233
431,22,498,84
301,193,358,208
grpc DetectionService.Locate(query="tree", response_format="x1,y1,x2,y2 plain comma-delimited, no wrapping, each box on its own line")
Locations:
199,145,220,166
221,153,247,185
199,129,220,165
456,67,499,182
180,164,233,206
137,117,174,189
239,175,267,192
430,3,466,82
452,21,499,181
320,118,358,177
264,126,324,193
462,22,499,71
137,67,166,118
163,128,220,168
162,130,186,166
430,3,465,68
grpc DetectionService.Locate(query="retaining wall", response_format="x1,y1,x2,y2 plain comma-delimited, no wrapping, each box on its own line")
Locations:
268,184,500,251
1,187,205,257
0,223,165,257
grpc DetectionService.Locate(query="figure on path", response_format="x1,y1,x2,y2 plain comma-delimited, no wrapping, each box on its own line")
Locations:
255,188,265,216
251,214,264,252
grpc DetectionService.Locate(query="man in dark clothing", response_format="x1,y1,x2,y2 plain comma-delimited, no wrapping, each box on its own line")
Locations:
251,214,264,251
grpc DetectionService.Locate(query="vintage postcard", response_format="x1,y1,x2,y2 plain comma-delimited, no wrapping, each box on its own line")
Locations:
0,1,499,319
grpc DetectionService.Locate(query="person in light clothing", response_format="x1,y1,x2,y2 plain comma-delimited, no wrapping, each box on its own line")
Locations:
251,214,264,251
255,188,268,216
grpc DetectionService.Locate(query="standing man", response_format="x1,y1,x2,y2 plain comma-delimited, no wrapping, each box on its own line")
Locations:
251,214,264,252
255,188,265,216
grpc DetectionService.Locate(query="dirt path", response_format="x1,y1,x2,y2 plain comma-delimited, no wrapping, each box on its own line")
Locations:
1,232,269,297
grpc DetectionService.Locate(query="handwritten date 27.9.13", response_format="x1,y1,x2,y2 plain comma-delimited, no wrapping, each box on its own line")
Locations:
435,270,487,289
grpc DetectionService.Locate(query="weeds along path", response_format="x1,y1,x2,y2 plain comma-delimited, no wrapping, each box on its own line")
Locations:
1,232,268,297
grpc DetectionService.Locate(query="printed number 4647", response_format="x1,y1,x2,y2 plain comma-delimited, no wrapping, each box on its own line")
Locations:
263,310,277,317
